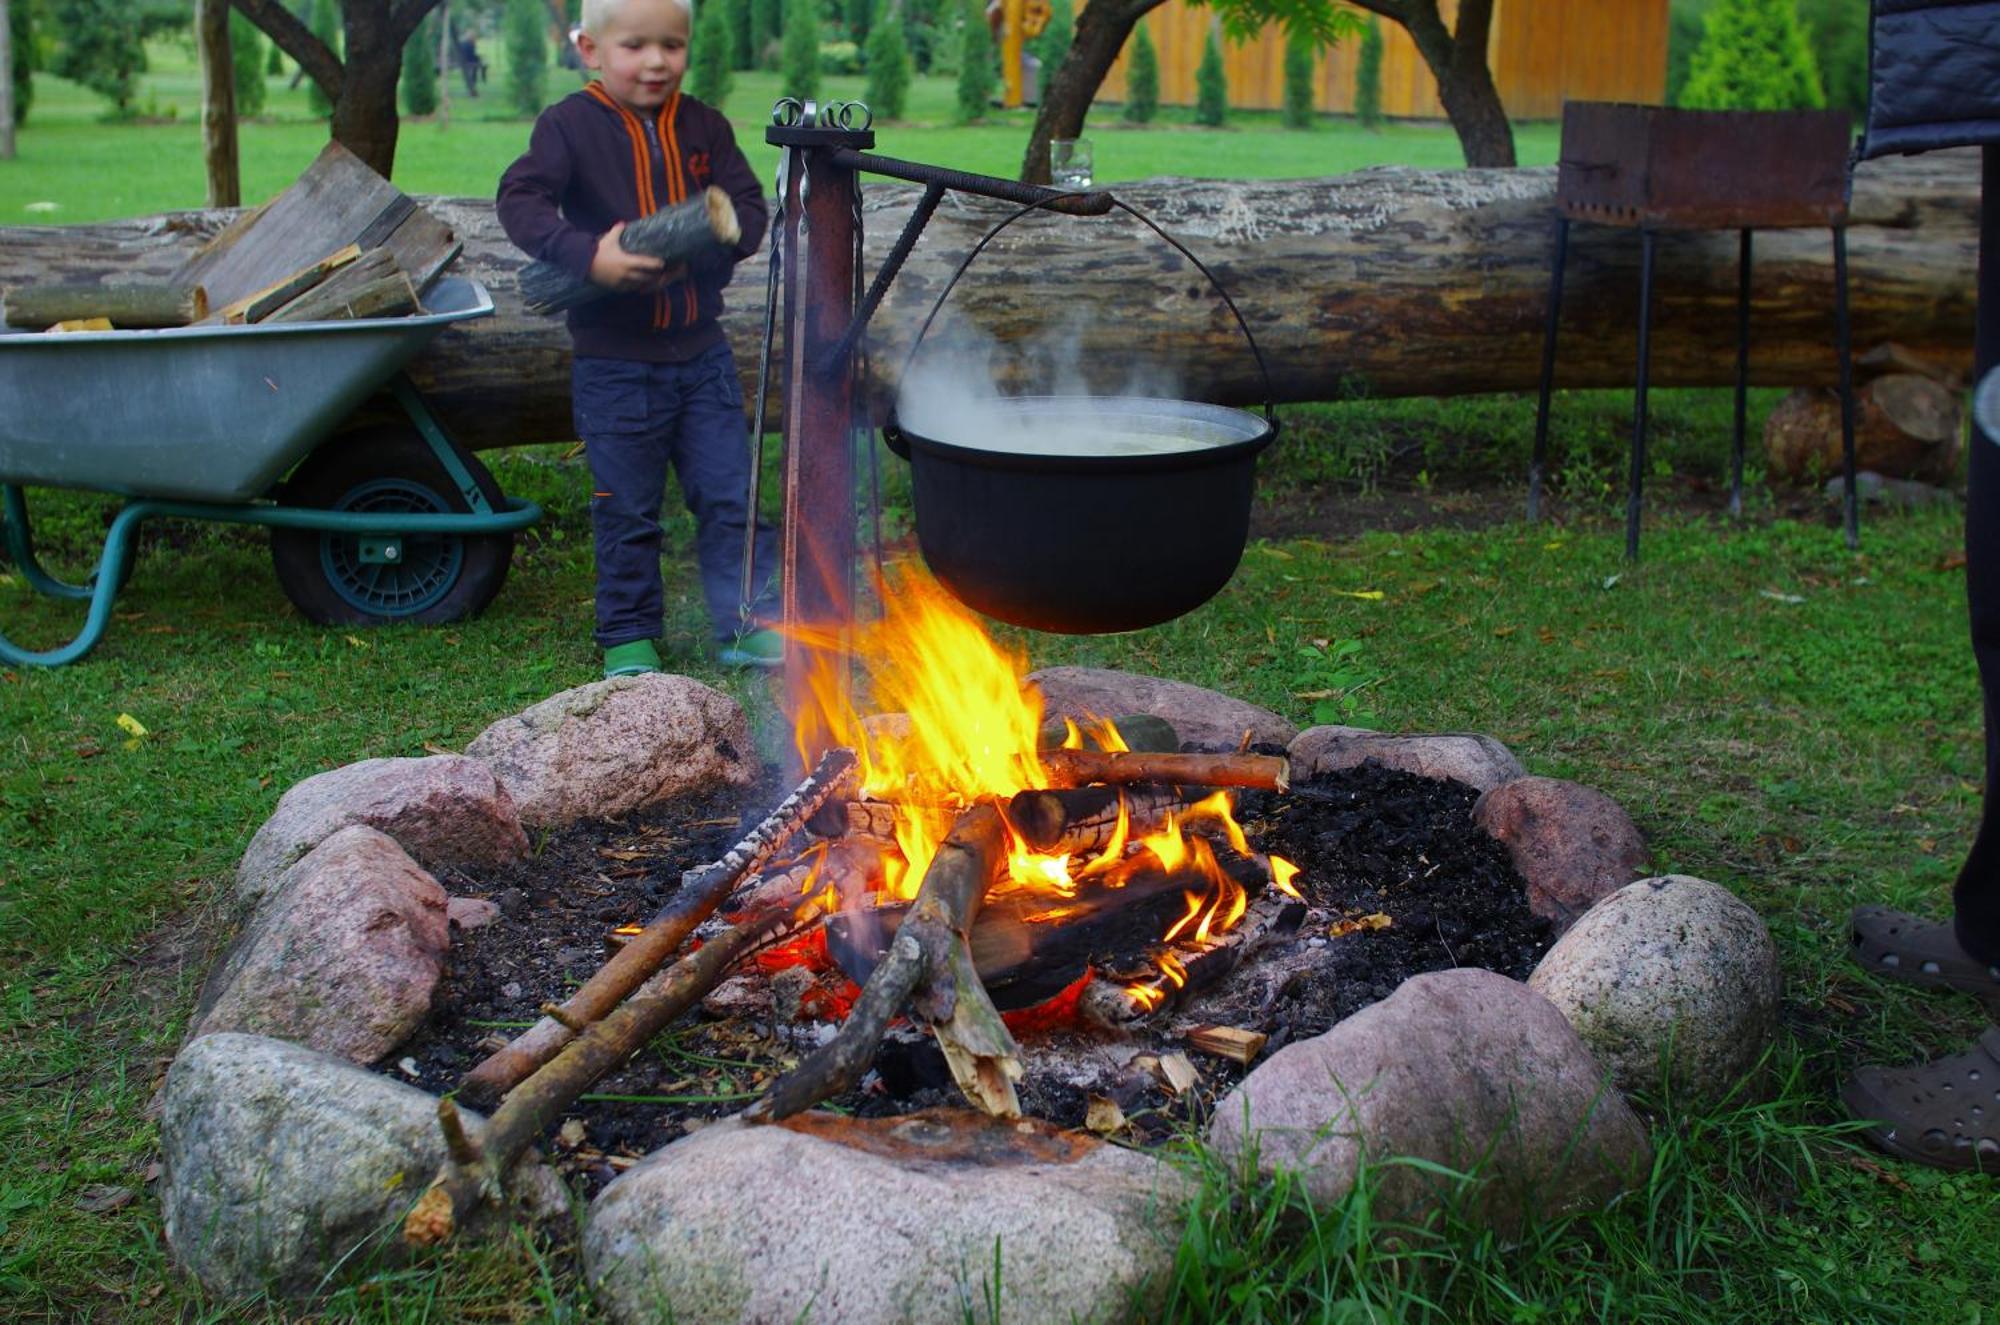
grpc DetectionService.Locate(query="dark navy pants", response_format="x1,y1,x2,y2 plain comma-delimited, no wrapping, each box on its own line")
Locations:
571,345,778,648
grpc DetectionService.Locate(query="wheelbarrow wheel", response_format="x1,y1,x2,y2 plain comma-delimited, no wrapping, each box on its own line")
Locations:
270,426,514,626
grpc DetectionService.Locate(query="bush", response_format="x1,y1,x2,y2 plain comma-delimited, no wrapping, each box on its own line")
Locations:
903,0,945,72
50,0,145,117
231,10,268,117
689,0,735,105
1033,0,1072,79
1799,0,1866,113
1355,14,1382,128
12,0,36,128
400,12,439,117
266,36,283,76
752,0,782,69
953,0,994,122
1680,0,1824,110
728,0,755,67
1665,0,1711,105
818,39,860,73
505,0,549,115
864,0,912,118
305,0,338,115
1122,21,1157,124
780,0,820,99
845,0,871,44
1194,25,1226,127
1282,29,1314,129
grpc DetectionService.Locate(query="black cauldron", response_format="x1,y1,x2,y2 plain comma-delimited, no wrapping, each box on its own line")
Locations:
883,396,1278,634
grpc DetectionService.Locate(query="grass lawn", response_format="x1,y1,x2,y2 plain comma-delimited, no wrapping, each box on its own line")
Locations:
3,34,1997,1325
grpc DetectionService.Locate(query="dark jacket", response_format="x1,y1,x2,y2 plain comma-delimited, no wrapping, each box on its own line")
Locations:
1860,0,2000,158
497,84,770,362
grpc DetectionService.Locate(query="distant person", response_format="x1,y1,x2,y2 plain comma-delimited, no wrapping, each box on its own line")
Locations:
496,0,780,676
456,34,487,96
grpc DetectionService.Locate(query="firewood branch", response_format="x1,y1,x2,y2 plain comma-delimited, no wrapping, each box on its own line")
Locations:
1040,749,1289,792
745,803,1021,1122
457,747,858,1107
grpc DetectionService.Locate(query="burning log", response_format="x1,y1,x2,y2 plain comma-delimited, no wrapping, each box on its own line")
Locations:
1040,749,1289,793
1005,785,1187,853
746,803,1022,1122
458,747,858,1108
404,900,813,1248
3,152,1978,452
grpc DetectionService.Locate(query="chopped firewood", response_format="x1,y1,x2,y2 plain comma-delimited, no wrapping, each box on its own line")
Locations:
457,747,858,1108
517,187,740,316
43,317,114,333
204,243,361,324
1186,1025,1269,1065
406,900,810,1248
3,281,208,329
1085,1096,1127,1135
747,803,1022,1123
723,839,882,917
1040,749,1289,793
1003,785,1187,853
809,797,902,844
1155,1051,1201,1096
263,247,419,322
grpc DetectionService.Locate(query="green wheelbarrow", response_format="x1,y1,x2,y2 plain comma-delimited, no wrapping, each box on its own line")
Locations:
0,276,541,667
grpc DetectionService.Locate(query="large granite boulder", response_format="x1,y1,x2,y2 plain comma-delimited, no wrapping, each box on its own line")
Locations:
193,826,448,1065
160,1033,563,1300
1206,968,1650,1233
466,674,758,828
1027,666,1297,752
1289,727,1526,794
236,754,527,910
1473,776,1649,934
584,1111,1185,1324
1529,875,1782,1108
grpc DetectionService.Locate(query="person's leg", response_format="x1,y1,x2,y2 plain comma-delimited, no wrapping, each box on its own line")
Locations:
1954,144,2000,966
574,358,671,650
665,342,780,643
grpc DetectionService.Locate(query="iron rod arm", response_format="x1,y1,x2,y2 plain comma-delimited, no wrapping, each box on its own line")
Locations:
826,149,1115,216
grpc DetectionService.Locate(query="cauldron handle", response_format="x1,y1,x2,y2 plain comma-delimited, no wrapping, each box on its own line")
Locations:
895,195,1279,431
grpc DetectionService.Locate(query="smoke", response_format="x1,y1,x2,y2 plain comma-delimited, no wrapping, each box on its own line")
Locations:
895,308,1197,457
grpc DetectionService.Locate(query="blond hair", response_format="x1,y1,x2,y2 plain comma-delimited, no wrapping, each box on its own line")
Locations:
579,0,692,36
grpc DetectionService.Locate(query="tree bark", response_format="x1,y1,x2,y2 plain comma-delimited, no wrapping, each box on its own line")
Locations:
0,152,1978,451
198,0,240,206
231,0,440,177
1352,0,1515,168
1019,0,1165,186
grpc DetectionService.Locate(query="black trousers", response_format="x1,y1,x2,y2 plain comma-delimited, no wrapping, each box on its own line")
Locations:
1954,145,2000,965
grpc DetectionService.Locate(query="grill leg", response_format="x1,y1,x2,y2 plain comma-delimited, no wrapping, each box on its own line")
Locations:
1834,225,1859,550
1625,229,1658,562
1529,217,1571,522
1732,228,1753,518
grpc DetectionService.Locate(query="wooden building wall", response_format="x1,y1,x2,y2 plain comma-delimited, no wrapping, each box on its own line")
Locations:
1087,0,1669,121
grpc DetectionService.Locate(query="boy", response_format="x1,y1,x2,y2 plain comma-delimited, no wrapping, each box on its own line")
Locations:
497,0,779,676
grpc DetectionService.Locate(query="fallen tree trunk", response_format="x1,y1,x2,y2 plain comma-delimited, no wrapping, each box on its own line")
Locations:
0,150,1977,451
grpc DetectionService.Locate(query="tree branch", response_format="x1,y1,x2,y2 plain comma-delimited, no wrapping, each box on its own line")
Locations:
230,0,343,101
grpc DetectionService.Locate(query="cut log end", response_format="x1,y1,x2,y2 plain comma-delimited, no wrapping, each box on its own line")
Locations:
402,1184,457,1247
705,186,742,247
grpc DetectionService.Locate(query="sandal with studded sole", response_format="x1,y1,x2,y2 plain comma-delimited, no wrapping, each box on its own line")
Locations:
1849,906,2000,1009
1843,1026,2000,1175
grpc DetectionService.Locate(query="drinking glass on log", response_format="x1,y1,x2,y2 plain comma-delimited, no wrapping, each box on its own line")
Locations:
1049,139,1094,190
516,186,741,316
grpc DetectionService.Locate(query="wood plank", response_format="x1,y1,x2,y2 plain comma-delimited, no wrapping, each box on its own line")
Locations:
264,247,421,322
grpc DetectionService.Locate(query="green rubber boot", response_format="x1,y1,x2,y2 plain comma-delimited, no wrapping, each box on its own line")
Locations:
718,628,784,669
603,639,663,678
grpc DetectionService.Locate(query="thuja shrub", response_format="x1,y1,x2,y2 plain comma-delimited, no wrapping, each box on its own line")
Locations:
864,0,913,119
689,0,735,107
1122,21,1158,124
233,10,270,117
505,0,549,116
780,0,821,100
955,0,996,123
305,0,339,115
400,12,438,117
1680,0,1825,110
752,0,782,68
1194,25,1226,127
1034,0,1073,79
1355,14,1382,128
1282,29,1314,129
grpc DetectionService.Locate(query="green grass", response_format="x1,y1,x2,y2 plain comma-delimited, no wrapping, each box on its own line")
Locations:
0,40,1560,224
3,33,1995,1325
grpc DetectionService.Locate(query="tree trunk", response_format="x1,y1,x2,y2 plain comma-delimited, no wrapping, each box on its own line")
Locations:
0,152,1977,452
1020,0,1164,186
1354,0,1515,168
198,0,240,206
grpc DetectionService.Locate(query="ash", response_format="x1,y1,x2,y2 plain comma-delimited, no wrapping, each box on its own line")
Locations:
387,761,1549,1193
